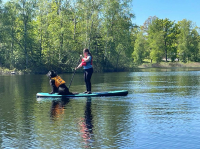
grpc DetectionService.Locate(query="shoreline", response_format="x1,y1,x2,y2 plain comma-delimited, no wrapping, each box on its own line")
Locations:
0,68,21,75
1,62,200,75
138,62,200,69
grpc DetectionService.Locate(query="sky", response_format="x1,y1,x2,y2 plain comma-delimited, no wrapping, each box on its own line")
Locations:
131,0,200,27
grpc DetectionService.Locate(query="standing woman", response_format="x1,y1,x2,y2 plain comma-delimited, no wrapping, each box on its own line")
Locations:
76,49,93,94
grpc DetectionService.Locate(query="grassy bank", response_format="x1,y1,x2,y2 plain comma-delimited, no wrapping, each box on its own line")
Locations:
138,62,200,68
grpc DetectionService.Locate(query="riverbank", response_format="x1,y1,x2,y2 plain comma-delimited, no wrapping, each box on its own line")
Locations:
1,62,200,75
0,68,24,75
138,62,200,69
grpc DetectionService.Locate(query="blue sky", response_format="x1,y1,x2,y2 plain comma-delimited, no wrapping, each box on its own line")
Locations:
132,0,200,27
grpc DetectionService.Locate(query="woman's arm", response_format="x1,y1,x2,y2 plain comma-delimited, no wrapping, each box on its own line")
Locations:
82,56,91,62
75,63,82,70
75,55,83,70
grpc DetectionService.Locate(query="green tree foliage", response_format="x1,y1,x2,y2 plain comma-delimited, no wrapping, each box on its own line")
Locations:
177,19,192,62
145,18,178,63
149,32,164,63
177,19,200,62
190,28,199,62
132,30,147,65
147,18,164,63
101,0,134,71
162,19,178,62
0,0,135,72
1,0,200,72
139,17,200,64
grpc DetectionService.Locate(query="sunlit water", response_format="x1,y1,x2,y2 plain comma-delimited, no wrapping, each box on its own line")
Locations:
1,69,200,148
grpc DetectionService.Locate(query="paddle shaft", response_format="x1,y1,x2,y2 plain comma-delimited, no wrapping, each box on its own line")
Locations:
68,58,81,88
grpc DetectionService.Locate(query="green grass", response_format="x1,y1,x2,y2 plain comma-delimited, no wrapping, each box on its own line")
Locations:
139,62,200,68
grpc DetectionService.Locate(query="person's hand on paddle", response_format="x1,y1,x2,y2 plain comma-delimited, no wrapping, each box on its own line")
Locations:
75,65,81,70
75,55,83,70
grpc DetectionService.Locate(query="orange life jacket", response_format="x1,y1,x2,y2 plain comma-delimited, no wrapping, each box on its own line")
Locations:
51,76,66,87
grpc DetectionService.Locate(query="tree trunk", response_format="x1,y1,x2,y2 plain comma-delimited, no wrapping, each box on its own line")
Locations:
116,54,119,72
59,10,63,61
40,27,42,63
24,21,28,68
165,40,167,62
11,25,14,68
73,18,76,40
23,0,28,68
86,9,88,47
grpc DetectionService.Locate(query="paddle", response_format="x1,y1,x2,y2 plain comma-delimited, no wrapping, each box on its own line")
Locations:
68,57,81,89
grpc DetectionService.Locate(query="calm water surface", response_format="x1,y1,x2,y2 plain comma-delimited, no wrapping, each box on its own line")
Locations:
1,69,200,148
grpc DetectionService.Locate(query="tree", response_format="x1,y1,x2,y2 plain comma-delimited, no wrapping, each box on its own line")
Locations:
1,1,20,69
177,19,197,62
149,32,164,63
147,18,164,63
145,17,178,63
188,28,199,62
101,0,134,71
162,18,177,62
0,0,136,72
132,30,147,65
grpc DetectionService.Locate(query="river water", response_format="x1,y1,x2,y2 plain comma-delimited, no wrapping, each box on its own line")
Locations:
1,69,200,148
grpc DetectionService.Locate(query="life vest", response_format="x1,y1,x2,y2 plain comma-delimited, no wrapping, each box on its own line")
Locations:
51,76,66,88
81,55,92,66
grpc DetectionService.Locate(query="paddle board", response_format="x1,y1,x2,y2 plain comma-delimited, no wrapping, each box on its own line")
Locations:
36,90,128,98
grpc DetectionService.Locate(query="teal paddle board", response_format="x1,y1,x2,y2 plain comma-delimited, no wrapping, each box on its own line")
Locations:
36,90,128,98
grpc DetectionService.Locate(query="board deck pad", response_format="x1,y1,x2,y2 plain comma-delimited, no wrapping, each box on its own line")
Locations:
36,90,128,98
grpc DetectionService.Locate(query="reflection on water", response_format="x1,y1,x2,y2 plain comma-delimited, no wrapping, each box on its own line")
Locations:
49,97,94,148
78,97,94,148
50,98,70,120
1,70,200,148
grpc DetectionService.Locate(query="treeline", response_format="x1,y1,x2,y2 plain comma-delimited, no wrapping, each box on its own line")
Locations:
133,16,200,65
0,0,200,73
0,0,134,73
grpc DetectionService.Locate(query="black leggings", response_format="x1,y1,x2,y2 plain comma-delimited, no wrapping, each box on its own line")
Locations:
84,68,93,92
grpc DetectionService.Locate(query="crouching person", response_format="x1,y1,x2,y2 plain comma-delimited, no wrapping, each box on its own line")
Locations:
47,70,73,95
